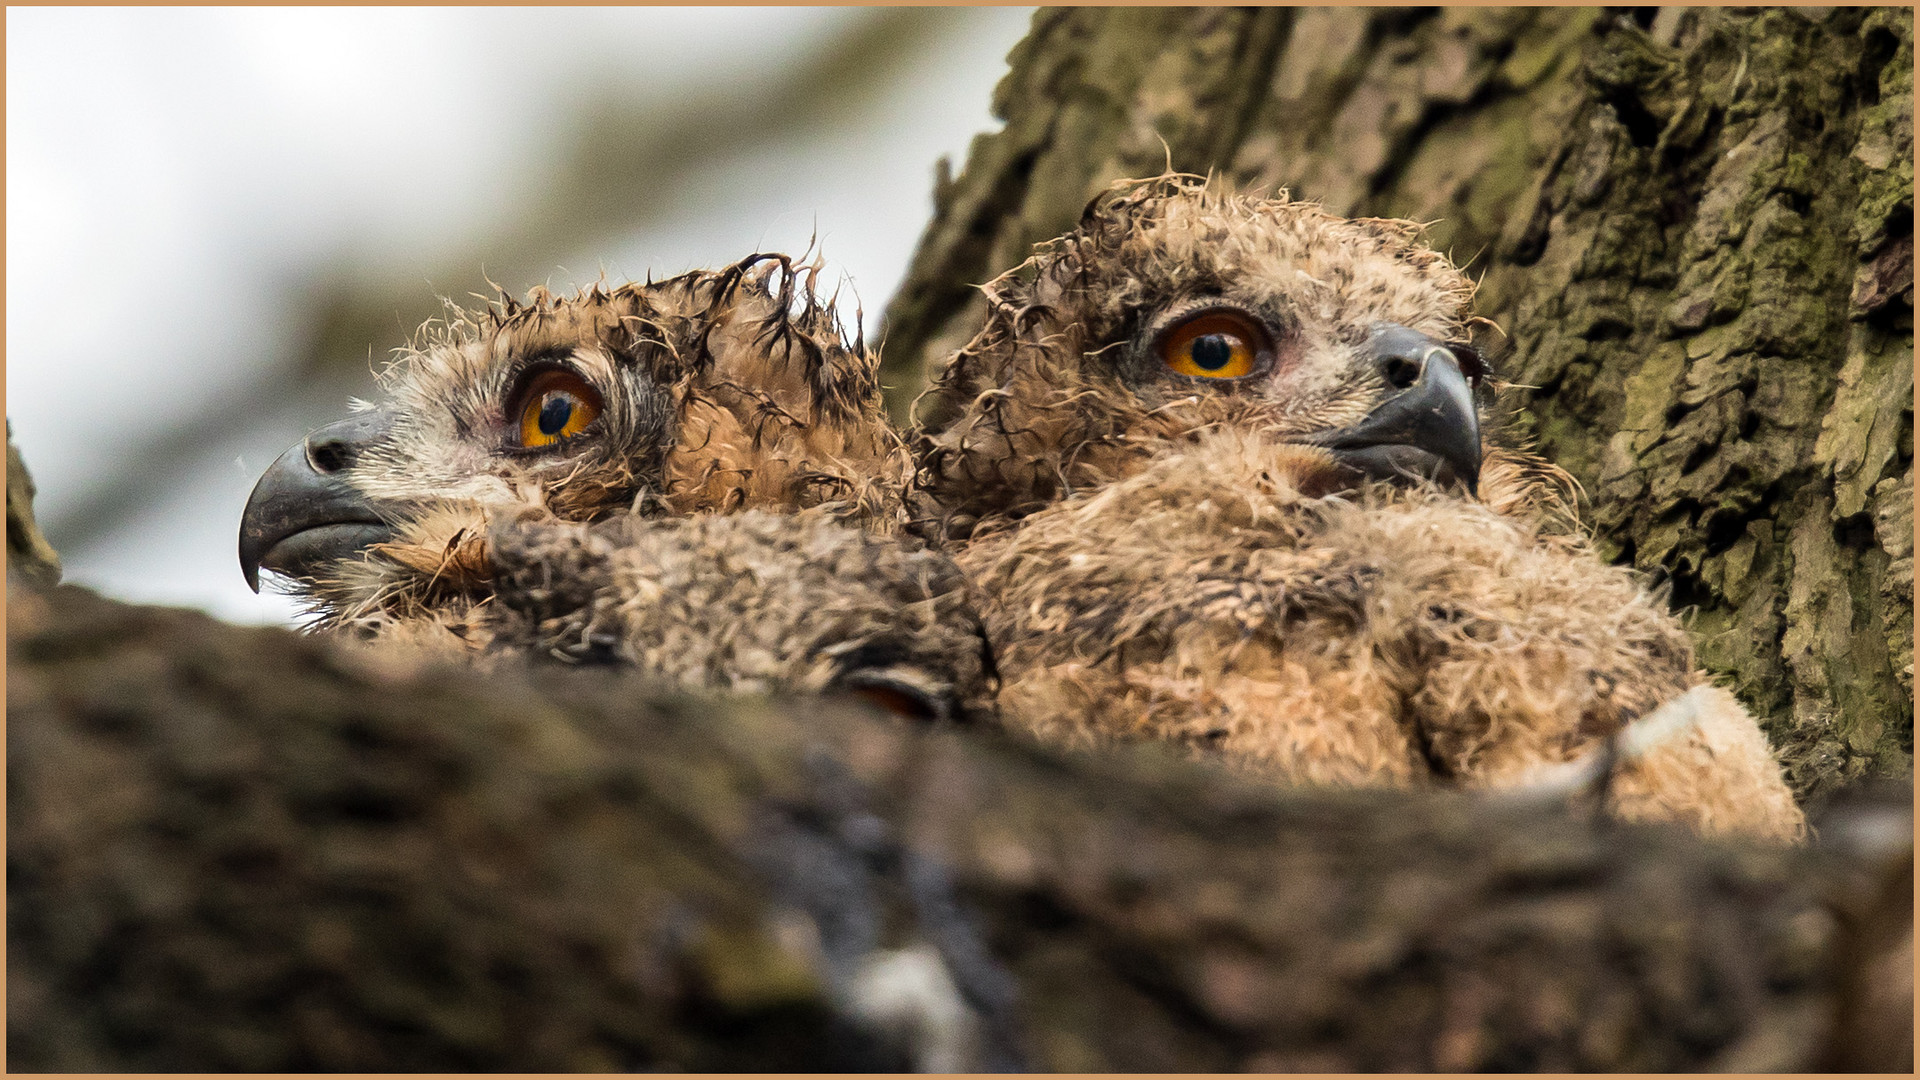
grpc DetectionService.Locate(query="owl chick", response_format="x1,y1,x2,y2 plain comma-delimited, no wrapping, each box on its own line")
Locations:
911,176,1804,842
240,254,908,651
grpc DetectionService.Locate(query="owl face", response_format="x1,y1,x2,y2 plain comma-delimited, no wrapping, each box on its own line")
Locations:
240,254,906,625
911,178,1490,535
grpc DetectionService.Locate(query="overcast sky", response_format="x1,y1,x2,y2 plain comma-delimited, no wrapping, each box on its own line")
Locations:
8,7,1033,624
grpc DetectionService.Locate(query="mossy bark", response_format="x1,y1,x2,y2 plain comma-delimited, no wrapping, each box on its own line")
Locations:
9,584,1908,1072
881,7,1914,799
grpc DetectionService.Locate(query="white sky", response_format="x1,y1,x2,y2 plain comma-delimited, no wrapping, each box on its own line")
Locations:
7,7,1034,624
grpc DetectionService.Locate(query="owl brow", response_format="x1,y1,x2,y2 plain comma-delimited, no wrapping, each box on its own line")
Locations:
498,347,588,399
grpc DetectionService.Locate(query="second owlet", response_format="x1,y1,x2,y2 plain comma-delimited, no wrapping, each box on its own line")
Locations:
237,255,991,719
910,177,1804,843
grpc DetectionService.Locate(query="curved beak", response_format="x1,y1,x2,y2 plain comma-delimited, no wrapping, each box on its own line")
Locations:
238,411,398,592
1304,325,1483,495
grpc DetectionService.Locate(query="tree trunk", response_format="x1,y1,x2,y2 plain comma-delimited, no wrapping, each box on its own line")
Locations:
881,6,1914,800
8,582,1909,1072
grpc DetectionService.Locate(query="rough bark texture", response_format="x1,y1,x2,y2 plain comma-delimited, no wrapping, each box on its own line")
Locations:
881,7,1914,800
8,583,1911,1073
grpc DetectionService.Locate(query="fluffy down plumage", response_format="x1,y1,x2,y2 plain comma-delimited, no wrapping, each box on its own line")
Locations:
959,428,1802,840
484,507,996,723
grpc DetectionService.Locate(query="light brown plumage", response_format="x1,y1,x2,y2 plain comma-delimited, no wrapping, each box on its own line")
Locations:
911,176,1804,842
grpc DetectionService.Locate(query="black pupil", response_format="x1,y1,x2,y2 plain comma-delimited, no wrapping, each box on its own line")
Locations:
1190,333,1235,371
537,393,574,436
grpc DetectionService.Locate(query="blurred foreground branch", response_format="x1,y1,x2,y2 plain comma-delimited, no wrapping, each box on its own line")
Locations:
9,584,1910,1071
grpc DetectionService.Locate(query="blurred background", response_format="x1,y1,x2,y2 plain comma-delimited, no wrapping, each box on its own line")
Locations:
7,7,1035,625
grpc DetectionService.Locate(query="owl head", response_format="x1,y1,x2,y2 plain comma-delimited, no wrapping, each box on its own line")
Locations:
910,176,1514,539
240,254,907,636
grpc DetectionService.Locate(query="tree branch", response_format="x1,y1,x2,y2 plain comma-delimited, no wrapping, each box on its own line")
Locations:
10,584,1907,1071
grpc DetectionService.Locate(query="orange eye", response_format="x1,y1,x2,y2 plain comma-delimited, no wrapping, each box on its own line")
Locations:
513,369,603,448
1157,310,1266,379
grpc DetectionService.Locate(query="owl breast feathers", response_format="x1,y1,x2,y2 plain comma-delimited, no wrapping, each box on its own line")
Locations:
485,508,995,724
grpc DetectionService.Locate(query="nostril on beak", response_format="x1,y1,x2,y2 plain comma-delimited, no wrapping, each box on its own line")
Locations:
302,409,392,475
305,435,353,474
1382,354,1423,391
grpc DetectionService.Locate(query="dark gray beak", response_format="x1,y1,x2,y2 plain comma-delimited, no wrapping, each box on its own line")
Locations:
1304,325,1483,495
238,411,398,592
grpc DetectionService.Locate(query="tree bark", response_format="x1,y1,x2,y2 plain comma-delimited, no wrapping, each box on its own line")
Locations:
881,7,1914,800
7,421,61,587
8,582,1909,1072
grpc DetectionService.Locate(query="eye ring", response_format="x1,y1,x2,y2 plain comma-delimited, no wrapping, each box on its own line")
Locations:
509,367,604,449
1152,307,1273,381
